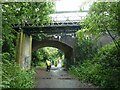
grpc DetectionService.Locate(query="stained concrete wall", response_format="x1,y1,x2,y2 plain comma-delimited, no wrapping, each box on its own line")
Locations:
16,32,75,70
47,34,76,48
16,31,32,69
97,33,113,47
16,31,115,70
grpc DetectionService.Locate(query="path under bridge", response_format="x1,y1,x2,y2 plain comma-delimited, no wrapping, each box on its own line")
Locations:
13,11,86,70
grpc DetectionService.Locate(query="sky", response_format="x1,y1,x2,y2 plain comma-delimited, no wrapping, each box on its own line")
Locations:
55,0,90,11
50,0,92,21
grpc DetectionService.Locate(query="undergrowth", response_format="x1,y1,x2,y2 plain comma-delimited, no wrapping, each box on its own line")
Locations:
69,42,120,88
1,53,35,88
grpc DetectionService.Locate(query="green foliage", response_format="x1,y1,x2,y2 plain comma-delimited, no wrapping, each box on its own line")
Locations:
2,53,35,88
32,47,64,67
43,47,63,61
0,55,2,88
2,2,54,25
38,62,46,67
84,2,119,34
76,2,120,65
82,2,120,49
69,42,120,88
2,2,54,57
2,2,54,88
72,2,120,88
75,29,98,63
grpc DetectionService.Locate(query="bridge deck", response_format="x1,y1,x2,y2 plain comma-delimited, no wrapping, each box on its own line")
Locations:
13,21,81,34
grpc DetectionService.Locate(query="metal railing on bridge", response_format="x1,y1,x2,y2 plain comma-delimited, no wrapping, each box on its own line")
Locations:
13,21,82,34
13,11,87,34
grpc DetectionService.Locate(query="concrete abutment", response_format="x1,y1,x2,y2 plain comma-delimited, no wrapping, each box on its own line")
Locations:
16,31,76,70
16,31,32,70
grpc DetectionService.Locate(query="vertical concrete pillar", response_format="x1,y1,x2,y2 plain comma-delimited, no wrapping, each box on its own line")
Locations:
29,35,32,69
64,56,67,70
73,48,76,64
16,31,32,70
16,31,24,67
64,51,73,70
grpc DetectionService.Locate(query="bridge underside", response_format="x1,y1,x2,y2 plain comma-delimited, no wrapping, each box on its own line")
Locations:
32,39,75,69
13,21,80,69
15,31,76,70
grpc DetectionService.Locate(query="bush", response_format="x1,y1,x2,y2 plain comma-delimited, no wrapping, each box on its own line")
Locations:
75,29,98,64
0,58,2,88
69,42,120,88
2,53,35,88
38,61,46,67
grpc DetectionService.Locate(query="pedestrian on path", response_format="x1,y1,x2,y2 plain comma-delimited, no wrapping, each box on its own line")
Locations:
46,60,51,72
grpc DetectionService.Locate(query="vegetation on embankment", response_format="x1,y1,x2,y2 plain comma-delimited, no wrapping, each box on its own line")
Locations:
1,2,54,88
2,53,35,88
69,42,120,88
69,2,120,88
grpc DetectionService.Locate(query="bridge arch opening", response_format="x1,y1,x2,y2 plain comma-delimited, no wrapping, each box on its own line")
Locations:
32,39,74,69
32,47,64,68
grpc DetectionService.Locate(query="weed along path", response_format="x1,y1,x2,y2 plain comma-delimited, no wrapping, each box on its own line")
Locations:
33,66,96,88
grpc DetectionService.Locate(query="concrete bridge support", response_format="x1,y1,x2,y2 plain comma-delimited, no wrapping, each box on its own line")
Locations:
32,39,75,69
15,32,76,70
16,31,32,70
64,50,74,69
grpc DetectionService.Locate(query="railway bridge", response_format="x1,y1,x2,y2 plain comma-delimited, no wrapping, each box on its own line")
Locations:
13,11,86,69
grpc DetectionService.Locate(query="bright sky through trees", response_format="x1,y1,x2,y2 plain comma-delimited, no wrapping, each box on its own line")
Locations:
50,0,91,21
55,0,89,11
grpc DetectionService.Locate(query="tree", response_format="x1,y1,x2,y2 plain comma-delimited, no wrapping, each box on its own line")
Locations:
82,2,120,50
70,2,120,88
2,2,54,59
2,2,55,88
